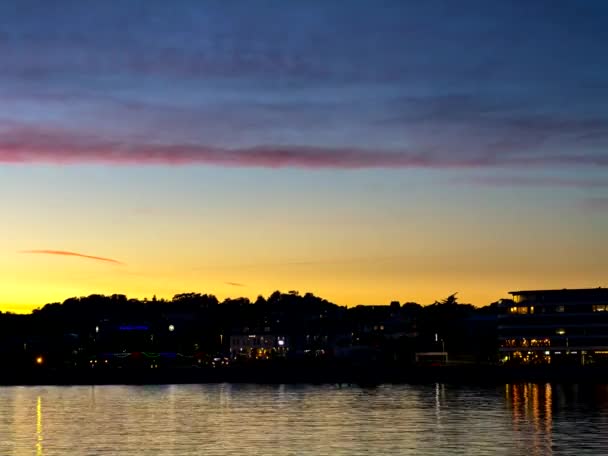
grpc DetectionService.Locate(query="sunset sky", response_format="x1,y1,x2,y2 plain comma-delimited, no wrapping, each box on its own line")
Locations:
1,0,607,313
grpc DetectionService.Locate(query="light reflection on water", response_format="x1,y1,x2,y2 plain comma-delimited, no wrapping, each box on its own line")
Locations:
0,383,607,455
36,396,42,456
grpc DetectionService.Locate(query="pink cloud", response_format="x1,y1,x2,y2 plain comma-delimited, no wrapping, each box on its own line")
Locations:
0,125,472,169
1,124,607,170
20,250,124,265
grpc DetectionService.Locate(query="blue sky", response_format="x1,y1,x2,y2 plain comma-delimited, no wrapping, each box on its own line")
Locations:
0,0,607,311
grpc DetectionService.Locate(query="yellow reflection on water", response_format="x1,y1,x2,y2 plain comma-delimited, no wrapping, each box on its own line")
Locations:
506,384,553,456
544,384,552,437
36,396,43,456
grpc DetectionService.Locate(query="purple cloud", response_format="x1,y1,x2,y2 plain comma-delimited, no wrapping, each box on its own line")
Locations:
0,2,607,172
0,124,607,170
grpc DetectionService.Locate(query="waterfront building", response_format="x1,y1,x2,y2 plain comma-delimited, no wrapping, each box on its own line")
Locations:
498,288,608,364
230,334,289,359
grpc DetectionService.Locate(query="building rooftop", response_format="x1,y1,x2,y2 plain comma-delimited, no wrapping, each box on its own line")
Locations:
509,287,608,295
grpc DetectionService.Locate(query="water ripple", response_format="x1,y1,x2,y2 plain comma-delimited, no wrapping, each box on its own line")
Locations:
0,383,607,455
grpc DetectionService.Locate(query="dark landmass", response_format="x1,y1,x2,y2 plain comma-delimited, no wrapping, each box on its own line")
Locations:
0,291,498,369
2,363,608,387
2,290,597,385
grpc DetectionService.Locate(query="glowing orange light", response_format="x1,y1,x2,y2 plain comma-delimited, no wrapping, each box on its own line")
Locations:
36,356,44,365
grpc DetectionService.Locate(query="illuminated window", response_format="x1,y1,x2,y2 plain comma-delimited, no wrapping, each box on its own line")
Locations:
530,338,550,347
510,306,529,315
593,305,607,312
501,339,516,348
555,306,565,313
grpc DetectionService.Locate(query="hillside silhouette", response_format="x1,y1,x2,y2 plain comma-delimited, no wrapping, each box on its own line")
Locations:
0,290,499,371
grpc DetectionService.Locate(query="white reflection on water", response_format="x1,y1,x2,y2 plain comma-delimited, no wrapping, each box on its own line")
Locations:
0,383,607,455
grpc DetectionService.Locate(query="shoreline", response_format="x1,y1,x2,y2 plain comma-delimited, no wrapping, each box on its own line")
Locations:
2,364,608,386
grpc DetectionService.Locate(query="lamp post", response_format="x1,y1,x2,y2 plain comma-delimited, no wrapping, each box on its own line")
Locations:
435,333,448,363
441,339,447,363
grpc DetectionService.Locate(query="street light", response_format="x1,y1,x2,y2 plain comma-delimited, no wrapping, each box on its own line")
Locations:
435,333,447,363
435,333,445,351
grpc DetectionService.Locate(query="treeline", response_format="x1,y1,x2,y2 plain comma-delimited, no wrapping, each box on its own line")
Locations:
0,291,500,367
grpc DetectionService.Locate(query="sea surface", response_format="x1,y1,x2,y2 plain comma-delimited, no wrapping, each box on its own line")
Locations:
0,382,606,455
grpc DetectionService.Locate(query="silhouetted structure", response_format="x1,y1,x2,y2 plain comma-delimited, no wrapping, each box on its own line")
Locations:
0,290,499,372
499,288,608,365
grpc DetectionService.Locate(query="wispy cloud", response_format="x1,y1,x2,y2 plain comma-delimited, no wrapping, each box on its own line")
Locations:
196,255,407,271
462,176,608,189
582,197,608,213
20,250,124,265
0,2,607,172
225,282,245,287
1,124,608,170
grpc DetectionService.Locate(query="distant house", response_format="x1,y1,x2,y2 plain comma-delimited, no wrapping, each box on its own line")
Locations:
498,288,608,365
230,333,288,359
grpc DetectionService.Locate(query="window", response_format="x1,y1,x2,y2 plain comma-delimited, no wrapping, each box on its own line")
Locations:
510,306,529,315
555,306,565,313
593,305,607,312
530,338,550,347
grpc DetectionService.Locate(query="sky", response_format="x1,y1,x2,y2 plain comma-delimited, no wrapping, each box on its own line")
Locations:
1,0,607,313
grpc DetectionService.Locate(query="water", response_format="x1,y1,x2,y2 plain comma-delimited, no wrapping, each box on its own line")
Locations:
0,383,606,455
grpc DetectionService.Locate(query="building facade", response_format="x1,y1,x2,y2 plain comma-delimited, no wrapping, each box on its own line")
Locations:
230,334,289,359
498,288,608,364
